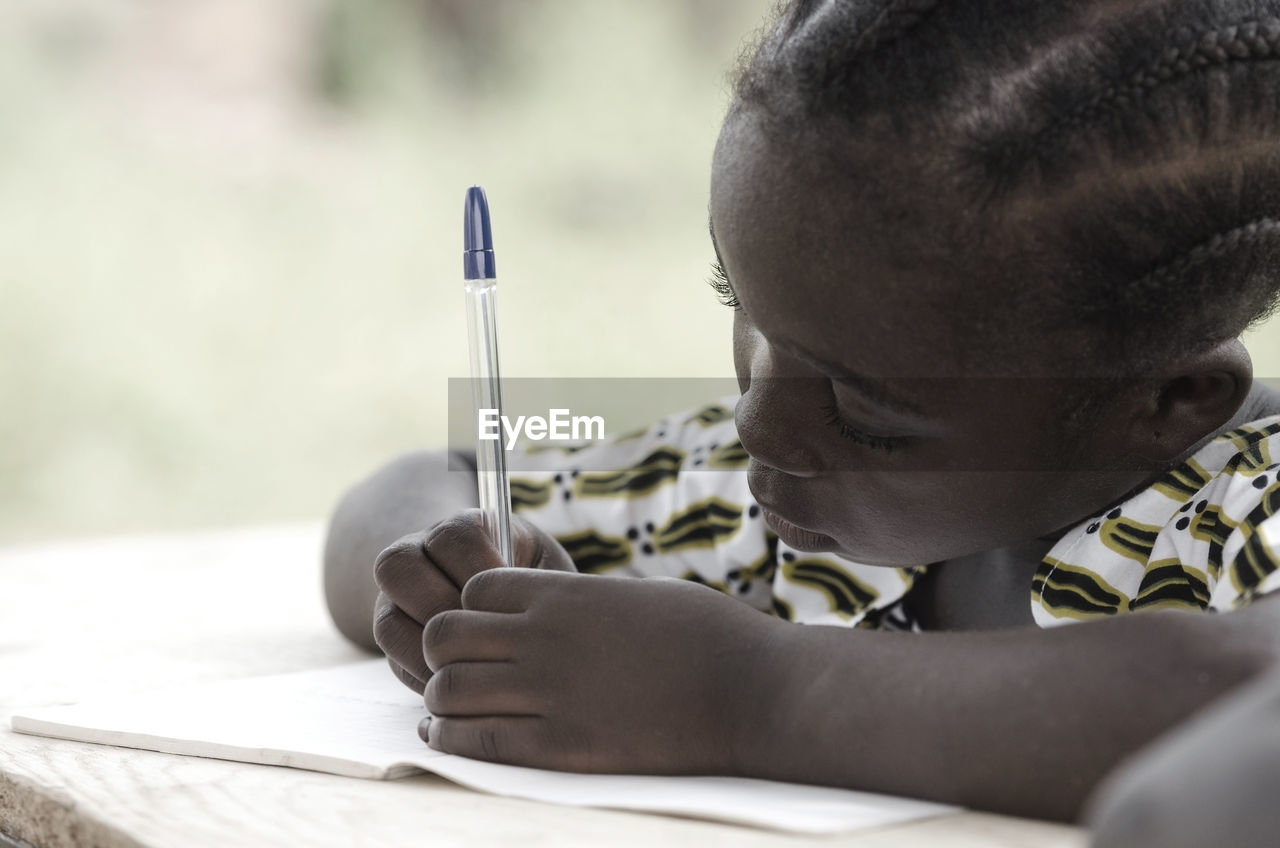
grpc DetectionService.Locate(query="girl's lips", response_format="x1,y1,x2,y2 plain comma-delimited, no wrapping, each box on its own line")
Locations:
762,509,837,553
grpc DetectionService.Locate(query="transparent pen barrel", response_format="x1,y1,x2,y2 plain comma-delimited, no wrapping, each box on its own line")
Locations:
465,279,514,567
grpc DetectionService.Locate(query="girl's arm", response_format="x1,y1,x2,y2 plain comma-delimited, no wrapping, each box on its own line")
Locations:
417,559,1280,823
746,594,1280,821
322,449,477,651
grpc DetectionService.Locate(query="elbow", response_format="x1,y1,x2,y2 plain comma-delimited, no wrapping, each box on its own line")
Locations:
320,451,436,654
322,485,383,654
319,449,478,653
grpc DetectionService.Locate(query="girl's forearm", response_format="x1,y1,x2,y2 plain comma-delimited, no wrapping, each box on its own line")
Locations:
744,604,1280,821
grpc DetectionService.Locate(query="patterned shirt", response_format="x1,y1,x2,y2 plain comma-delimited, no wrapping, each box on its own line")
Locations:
507,403,1280,629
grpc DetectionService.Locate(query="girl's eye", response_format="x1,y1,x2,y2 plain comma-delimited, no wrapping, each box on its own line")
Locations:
820,403,906,454
707,261,741,310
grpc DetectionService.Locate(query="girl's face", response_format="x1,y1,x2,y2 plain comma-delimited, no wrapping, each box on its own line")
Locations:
710,113,1149,566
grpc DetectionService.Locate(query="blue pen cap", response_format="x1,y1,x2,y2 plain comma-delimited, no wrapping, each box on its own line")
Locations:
463,185,497,280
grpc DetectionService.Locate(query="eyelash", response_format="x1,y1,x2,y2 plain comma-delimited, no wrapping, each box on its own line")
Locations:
707,261,741,310
820,403,905,454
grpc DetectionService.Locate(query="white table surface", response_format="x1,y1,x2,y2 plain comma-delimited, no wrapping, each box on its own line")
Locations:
0,524,1087,848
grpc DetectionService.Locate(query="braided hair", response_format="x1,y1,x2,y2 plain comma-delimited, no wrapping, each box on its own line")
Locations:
731,0,1280,374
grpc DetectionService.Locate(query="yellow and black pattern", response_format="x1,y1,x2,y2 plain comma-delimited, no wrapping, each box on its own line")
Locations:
1222,420,1280,468
1034,414,1280,625
769,596,796,621
1227,480,1280,598
1099,516,1161,564
510,477,554,512
721,531,797,620
1130,558,1211,611
1222,438,1275,479
706,440,750,469
781,558,881,620
737,532,780,585
652,497,744,554
573,447,685,499
523,441,599,455
1249,477,1280,521
1230,526,1280,601
555,529,633,574
1032,558,1128,620
1188,503,1236,579
1151,458,1212,500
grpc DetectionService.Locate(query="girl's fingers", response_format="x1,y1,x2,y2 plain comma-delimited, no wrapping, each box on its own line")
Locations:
424,715,551,766
422,609,525,672
460,566,576,614
372,599,432,684
387,657,426,696
374,538,462,625
421,511,505,587
424,660,539,717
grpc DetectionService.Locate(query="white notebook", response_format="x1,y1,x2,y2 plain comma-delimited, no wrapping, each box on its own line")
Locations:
9,659,955,835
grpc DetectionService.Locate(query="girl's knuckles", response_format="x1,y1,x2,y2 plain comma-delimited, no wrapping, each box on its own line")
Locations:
371,611,400,651
373,535,427,585
459,568,504,608
423,667,455,713
476,724,503,761
424,515,486,560
422,609,456,647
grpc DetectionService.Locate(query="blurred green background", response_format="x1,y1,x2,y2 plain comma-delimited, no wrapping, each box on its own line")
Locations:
0,0,772,543
2,0,1278,544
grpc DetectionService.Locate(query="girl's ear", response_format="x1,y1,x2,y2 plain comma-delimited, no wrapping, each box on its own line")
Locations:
1124,339,1253,463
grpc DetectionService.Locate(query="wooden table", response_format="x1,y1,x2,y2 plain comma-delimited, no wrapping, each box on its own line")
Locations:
0,525,1087,847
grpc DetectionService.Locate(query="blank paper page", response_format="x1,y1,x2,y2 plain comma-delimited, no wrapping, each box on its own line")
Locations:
10,659,957,834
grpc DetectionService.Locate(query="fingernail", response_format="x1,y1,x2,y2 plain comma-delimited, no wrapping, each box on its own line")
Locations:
418,716,432,743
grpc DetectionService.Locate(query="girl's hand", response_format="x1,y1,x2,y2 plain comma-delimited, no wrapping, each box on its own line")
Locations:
372,509,576,694
421,568,784,775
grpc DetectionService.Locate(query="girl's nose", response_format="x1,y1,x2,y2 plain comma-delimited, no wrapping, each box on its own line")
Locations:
733,346,825,477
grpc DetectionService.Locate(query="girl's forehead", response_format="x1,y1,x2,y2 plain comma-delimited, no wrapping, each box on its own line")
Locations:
710,118,977,378
711,113,934,272
709,110,1105,380
712,116,850,220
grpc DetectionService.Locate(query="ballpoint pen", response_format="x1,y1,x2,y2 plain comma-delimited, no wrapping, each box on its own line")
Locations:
463,186,514,567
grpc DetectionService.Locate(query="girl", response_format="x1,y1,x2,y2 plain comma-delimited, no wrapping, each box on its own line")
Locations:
324,0,1280,824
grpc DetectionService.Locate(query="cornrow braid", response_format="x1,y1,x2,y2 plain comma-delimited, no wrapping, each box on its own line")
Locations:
850,0,942,56
984,19,1280,191
1072,216,1280,348
777,0,827,41
1138,217,1280,297
736,0,946,110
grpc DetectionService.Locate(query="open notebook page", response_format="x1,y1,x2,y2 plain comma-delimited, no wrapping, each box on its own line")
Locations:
10,659,956,835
